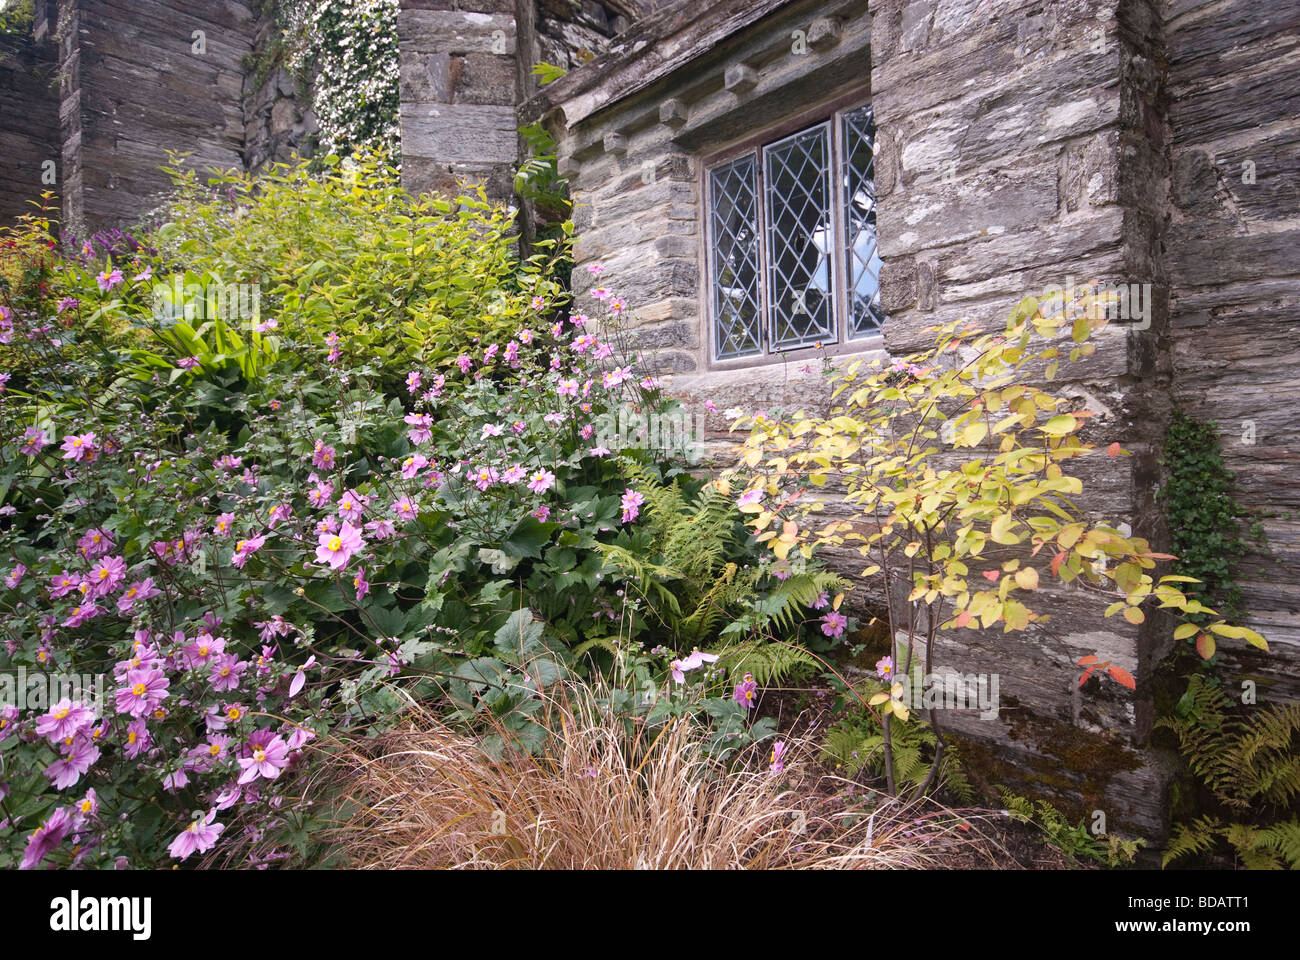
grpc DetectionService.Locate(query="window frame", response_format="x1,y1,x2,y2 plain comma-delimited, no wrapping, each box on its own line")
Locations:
700,89,883,370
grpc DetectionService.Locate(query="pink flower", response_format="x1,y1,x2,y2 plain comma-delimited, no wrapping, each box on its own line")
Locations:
820,611,848,638
481,422,504,439
336,489,369,523
20,807,73,869
392,496,418,521
45,734,100,789
621,489,645,523
591,286,610,300
96,268,124,292
124,718,151,758
406,370,421,394
770,740,788,775
168,810,225,862
405,413,433,445
268,503,293,528
733,673,758,709
875,655,894,679
213,513,236,537
531,295,546,310
115,577,160,615
315,522,365,570
176,356,201,370
20,427,48,455
4,563,26,589
602,366,632,389
114,666,170,717
312,440,336,470
62,600,102,629
670,650,719,684
455,354,473,373
35,698,95,743
60,431,97,462
587,262,604,276
352,566,370,600
472,466,500,491
57,297,79,313
308,480,334,509
366,518,396,540
518,328,534,345
48,571,79,599
231,535,266,569
502,465,526,484
400,453,428,479
532,505,551,522
237,729,291,784
77,527,114,560
87,555,127,597
556,378,578,397
209,654,249,693
737,489,763,509
527,469,555,494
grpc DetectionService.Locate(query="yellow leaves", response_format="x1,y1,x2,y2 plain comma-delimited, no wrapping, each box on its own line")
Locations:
1173,623,1199,641
959,422,989,447
1014,567,1039,590
770,520,799,559
1208,623,1269,651
1122,606,1145,625
1196,633,1215,659
1002,599,1030,630
990,512,1020,545
870,682,911,721
1041,414,1078,436
1057,524,1085,549
859,565,881,578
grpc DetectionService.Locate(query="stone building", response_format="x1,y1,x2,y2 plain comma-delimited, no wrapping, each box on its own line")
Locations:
2,0,1297,842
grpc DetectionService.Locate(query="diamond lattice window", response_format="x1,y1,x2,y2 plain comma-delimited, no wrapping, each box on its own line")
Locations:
706,101,884,362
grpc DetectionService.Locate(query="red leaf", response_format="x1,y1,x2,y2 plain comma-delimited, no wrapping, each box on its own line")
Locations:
1107,665,1136,690
982,570,1000,582
954,610,972,628
1078,666,1097,687
1107,442,1121,457
1051,551,1066,577
1077,655,1101,666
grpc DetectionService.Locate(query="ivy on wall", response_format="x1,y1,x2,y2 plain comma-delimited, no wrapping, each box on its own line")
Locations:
260,0,400,161
0,0,34,36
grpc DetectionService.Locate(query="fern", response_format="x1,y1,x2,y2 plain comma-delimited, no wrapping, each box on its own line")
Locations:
1158,674,1300,868
822,711,972,802
712,640,818,687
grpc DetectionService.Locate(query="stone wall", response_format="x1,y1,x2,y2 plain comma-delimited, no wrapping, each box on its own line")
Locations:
241,15,317,175
399,0,635,201
531,0,1185,837
0,7,59,223
54,0,259,234
1163,0,1300,699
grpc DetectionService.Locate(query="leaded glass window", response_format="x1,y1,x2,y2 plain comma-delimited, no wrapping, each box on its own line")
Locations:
706,101,884,362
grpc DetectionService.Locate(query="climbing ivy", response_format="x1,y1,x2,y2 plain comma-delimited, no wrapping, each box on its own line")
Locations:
0,0,33,36
254,0,400,162
1157,410,1248,620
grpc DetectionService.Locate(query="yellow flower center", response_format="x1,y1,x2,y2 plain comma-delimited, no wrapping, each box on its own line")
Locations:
72,438,81,447
218,667,230,677
54,708,69,720
253,748,267,763
236,541,246,552
208,743,221,756
341,500,351,511
132,683,147,696
98,568,109,579
227,708,241,720
328,536,342,552
81,800,92,813
128,731,137,744
198,645,209,657
126,587,137,598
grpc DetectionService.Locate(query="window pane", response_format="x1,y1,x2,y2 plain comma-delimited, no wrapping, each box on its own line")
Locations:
843,105,885,336
764,123,835,351
709,154,763,359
